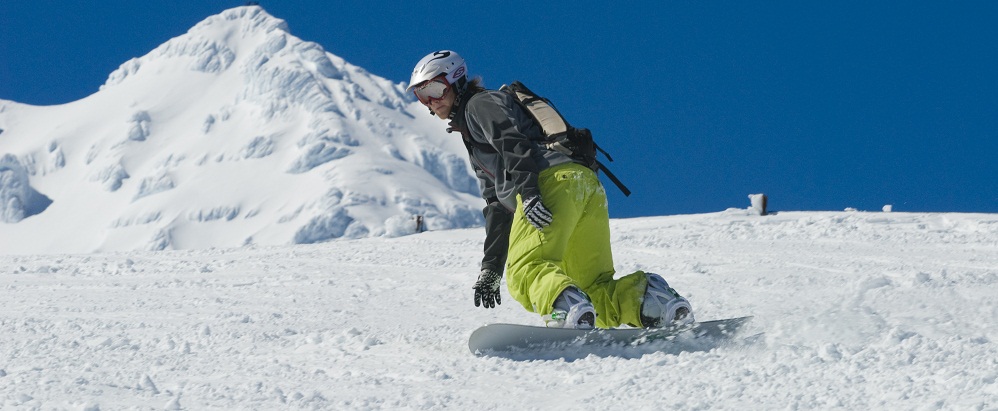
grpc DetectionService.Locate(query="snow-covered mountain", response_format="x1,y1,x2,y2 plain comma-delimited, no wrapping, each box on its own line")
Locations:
0,6,481,254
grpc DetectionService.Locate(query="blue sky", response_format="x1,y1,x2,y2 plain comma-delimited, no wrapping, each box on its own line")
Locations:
2,1,996,217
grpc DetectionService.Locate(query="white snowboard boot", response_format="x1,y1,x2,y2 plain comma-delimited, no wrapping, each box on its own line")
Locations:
544,287,596,329
640,273,694,327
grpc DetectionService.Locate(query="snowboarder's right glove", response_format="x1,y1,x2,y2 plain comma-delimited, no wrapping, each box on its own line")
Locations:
473,269,502,308
523,196,553,230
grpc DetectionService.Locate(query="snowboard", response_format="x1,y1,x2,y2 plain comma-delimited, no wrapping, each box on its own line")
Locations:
469,316,755,357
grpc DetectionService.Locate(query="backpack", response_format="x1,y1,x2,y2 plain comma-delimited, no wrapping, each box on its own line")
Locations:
501,81,631,196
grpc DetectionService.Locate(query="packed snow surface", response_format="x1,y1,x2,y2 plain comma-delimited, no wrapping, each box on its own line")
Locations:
2,210,996,409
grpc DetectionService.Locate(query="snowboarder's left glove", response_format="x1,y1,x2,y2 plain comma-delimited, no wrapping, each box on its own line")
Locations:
523,196,553,230
473,269,502,308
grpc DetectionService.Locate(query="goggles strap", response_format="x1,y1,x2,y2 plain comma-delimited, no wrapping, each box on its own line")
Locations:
445,77,474,120
448,85,465,120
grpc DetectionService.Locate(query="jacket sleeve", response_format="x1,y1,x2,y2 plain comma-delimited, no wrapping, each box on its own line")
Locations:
481,199,512,273
465,93,543,201
466,151,509,273
455,118,510,273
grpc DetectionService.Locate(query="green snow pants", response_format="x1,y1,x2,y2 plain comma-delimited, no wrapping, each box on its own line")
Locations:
505,162,648,329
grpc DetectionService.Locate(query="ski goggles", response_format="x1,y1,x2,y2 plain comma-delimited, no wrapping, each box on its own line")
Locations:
413,76,450,104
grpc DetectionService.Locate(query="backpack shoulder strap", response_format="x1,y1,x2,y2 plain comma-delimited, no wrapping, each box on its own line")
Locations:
502,81,570,139
501,81,631,196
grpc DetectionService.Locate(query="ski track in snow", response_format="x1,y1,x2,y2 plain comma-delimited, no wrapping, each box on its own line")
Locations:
1,211,997,410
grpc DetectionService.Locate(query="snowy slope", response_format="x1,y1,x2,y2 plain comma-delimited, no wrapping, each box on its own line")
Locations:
1,210,996,409
0,6,480,254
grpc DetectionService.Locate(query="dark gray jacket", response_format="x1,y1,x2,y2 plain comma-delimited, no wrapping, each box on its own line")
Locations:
449,88,576,273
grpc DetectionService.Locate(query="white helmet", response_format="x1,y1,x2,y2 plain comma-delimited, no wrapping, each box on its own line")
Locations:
406,50,467,92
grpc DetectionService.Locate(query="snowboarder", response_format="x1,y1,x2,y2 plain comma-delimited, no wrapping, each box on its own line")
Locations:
406,50,693,329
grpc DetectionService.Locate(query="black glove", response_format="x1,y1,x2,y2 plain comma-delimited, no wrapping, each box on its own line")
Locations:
473,269,502,308
523,196,553,230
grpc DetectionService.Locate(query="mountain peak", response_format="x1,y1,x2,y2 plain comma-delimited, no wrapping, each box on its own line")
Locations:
103,5,293,88
0,6,481,254
193,5,290,36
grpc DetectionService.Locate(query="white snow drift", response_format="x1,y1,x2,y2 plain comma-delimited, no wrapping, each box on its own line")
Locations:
0,210,996,409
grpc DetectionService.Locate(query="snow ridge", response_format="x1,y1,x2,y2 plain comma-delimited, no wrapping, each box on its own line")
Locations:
0,6,482,254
